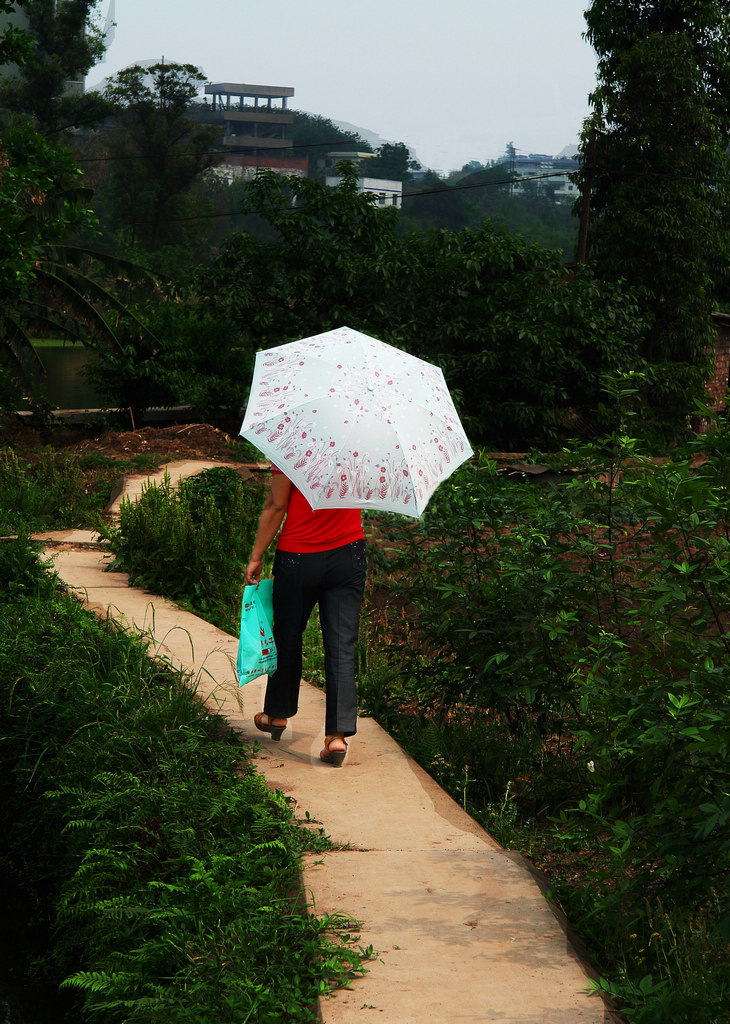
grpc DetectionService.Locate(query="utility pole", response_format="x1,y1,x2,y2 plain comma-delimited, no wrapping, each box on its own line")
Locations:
576,128,598,264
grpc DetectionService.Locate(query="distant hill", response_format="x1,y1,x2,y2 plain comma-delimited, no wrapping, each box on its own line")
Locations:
330,119,389,151
332,119,423,167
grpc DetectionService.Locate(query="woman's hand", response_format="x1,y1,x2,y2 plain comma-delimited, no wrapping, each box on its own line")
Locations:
244,559,262,586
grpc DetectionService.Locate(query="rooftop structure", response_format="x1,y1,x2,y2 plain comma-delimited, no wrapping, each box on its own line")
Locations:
202,81,294,155
205,81,293,110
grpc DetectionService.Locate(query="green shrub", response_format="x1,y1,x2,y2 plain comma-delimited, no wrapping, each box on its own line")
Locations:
0,545,365,1023
0,447,160,533
104,467,268,632
85,302,253,428
363,423,730,1022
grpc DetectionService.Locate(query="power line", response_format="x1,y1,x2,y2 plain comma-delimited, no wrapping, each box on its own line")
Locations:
163,170,576,225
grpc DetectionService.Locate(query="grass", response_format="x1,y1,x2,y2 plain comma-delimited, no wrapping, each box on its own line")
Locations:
0,446,161,533
0,452,371,1021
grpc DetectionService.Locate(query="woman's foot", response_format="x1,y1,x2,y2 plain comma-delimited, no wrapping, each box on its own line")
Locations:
320,734,348,768
254,712,287,741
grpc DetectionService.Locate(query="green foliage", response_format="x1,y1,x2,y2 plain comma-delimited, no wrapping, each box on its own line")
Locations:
397,170,484,233
366,141,420,181
0,546,365,1022
98,63,222,260
0,118,94,407
198,167,401,347
198,169,645,448
431,162,580,255
104,467,268,631
288,109,370,164
0,0,111,133
93,399,730,1019
0,533,54,600
0,116,160,413
578,1,730,435
362,398,730,1020
398,231,645,446
84,296,254,425
0,0,32,66
0,447,122,532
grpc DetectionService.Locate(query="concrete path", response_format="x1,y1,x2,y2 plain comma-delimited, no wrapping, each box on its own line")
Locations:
35,461,618,1024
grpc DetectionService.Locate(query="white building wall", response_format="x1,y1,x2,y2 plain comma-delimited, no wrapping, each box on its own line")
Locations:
326,175,402,208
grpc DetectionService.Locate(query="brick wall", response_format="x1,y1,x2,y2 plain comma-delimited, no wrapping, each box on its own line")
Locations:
708,312,730,409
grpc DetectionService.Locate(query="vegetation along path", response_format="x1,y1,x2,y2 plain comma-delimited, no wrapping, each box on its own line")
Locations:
35,461,618,1023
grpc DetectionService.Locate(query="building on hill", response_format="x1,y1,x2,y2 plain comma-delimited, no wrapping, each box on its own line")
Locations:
203,81,294,152
505,144,580,202
195,80,307,178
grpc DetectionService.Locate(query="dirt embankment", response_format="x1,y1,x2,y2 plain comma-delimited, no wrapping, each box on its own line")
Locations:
2,421,244,461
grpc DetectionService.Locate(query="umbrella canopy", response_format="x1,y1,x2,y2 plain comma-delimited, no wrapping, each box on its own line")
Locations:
239,326,473,517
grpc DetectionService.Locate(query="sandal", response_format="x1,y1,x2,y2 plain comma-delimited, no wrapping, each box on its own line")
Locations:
320,735,348,768
254,712,287,741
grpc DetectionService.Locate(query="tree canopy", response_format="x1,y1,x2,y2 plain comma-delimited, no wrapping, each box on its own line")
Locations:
366,141,420,182
578,0,730,432
195,169,644,447
0,0,110,133
97,62,221,262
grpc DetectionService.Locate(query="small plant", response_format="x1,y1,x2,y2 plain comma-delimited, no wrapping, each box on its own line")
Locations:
103,467,269,632
0,446,163,533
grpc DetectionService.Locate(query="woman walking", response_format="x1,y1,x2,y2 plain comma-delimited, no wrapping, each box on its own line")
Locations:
244,467,366,767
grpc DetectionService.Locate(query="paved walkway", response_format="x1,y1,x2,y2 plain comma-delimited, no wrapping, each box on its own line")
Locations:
35,462,618,1024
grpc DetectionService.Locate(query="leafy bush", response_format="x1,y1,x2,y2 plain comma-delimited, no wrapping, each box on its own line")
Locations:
104,467,268,631
0,540,365,1023
197,169,649,448
0,448,118,532
362,420,730,1022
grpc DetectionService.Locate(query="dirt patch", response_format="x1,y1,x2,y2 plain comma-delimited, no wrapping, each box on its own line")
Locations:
73,423,239,460
2,419,251,462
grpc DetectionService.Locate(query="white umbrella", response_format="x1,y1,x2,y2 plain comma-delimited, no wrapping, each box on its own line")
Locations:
239,326,473,517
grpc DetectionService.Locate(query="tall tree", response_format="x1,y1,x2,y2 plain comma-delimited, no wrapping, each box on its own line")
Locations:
100,63,221,259
0,0,110,133
577,1,730,433
0,116,159,412
366,141,420,181
0,0,30,65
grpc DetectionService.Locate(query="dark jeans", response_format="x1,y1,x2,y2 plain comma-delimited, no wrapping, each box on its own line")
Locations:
263,539,367,737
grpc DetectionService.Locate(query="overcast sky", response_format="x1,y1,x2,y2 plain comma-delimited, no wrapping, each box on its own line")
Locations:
92,0,598,172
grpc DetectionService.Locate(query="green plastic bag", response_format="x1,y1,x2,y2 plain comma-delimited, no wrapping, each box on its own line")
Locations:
237,579,277,684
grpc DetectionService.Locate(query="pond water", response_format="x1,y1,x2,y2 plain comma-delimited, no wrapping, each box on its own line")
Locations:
35,343,103,410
